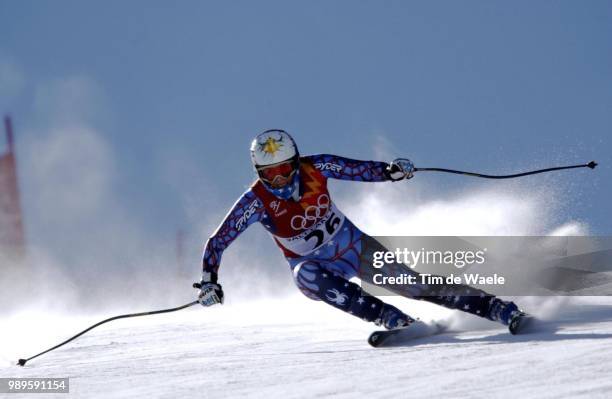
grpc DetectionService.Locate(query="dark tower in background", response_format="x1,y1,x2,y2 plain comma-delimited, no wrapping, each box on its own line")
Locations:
0,115,26,262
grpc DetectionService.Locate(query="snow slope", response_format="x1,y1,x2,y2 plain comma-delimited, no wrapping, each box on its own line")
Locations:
2,295,612,398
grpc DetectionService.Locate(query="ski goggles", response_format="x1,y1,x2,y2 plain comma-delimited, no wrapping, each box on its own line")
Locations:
256,160,298,188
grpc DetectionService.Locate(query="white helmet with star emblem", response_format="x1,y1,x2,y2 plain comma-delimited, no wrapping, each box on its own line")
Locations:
250,129,299,167
250,129,301,199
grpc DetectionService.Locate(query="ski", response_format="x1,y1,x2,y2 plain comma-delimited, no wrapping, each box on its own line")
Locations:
368,321,447,348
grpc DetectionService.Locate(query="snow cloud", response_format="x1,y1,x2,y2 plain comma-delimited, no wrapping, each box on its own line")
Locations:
1,75,186,316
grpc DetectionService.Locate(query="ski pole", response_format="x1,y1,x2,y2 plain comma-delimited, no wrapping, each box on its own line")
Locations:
413,161,597,179
17,297,199,366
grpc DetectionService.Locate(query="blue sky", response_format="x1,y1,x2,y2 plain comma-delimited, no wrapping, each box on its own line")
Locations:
1,0,610,257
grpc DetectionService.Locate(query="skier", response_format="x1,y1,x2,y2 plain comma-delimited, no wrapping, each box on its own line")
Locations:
197,129,526,336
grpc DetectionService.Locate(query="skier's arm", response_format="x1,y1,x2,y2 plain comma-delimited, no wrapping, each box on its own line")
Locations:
202,189,266,280
305,154,414,182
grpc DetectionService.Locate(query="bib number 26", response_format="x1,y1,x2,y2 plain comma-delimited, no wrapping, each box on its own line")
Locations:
304,211,342,249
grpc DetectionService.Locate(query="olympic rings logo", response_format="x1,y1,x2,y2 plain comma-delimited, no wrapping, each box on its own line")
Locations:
290,194,330,231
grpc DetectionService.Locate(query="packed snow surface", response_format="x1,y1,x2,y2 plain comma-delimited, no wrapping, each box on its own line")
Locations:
2,296,612,398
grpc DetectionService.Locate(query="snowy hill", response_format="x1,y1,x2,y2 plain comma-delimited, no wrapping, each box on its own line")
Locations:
2,295,612,398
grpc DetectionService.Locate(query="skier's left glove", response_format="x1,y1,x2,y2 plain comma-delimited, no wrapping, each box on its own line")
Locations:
197,271,224,307
385,158,415,181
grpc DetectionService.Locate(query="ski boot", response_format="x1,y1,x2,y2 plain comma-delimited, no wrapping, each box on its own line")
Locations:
488,299,532,335
377,303,415,330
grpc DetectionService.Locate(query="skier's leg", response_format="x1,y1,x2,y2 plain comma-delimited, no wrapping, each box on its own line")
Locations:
293,260,415,329
359,235,520,325
413,284,520,325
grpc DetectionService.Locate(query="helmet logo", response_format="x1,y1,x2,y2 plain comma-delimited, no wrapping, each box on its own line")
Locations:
259,136,283,157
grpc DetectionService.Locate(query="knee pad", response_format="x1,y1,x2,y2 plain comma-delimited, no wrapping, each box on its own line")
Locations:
293,260,388,322
293,261,326,300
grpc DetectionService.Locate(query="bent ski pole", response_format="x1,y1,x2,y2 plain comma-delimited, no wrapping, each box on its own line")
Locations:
17,299,199,366
414,161,597,179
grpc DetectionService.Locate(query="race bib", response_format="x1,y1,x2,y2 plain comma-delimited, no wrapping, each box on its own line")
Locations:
275,198,345,256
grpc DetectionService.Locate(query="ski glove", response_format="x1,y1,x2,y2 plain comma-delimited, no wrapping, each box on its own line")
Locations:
386,158,415,181
198,271,224,307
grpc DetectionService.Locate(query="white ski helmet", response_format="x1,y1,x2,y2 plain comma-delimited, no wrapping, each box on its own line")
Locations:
250,129,300,199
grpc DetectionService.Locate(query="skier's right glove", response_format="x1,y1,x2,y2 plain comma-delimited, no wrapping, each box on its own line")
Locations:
197,271,224,307
385,158,415,181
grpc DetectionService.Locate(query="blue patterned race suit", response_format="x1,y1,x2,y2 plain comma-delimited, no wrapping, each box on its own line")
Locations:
202,154,519,328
